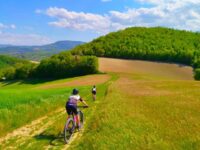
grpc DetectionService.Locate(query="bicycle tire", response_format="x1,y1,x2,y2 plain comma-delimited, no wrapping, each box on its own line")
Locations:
64,118,75,144
79,111,84,129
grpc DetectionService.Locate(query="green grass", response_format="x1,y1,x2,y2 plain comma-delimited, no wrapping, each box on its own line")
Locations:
67,73,200,150
0,74,112,138
1,60,200,150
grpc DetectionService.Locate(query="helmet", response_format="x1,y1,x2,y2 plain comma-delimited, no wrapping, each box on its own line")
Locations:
72,88,79,95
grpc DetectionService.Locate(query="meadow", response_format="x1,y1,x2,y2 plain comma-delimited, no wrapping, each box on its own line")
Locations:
0,74,110,138
0,58,200,150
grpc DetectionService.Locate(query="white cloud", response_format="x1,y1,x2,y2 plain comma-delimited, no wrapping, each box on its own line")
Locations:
101,0,112,2
0,32,52,46
46,7,112,33
41,1,200,35
0,23,16,30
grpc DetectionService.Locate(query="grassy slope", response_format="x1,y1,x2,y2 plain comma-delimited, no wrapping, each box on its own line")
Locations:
0,74,110,138
1,58,200,150
0,74,115,150
69,58,200,150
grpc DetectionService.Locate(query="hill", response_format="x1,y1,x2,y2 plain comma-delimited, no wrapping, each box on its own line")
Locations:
0,40,84,60
1,58,200,150
71,27,200,79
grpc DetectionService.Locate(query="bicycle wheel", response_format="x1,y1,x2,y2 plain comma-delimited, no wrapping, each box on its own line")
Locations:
64,118,75,144
78,111,84,129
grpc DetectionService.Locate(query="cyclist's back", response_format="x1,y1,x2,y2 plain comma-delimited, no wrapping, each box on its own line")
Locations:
67,95,81,106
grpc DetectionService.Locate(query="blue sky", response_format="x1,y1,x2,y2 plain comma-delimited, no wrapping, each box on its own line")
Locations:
0,0,200,45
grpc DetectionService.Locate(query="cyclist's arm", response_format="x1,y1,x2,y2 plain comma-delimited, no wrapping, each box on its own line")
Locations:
80,98,88,106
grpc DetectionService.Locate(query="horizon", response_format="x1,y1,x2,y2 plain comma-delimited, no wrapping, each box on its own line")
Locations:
1,0,200,45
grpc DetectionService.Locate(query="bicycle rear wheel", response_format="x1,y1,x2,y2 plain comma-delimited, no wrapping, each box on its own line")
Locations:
64,118,75,144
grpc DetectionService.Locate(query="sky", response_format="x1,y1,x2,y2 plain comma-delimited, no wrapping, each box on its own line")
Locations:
0,0,200,45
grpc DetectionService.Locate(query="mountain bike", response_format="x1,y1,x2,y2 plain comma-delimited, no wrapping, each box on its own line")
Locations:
64,106,88,144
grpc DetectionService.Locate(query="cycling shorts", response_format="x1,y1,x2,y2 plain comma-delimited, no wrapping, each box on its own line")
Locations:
66,103,78,115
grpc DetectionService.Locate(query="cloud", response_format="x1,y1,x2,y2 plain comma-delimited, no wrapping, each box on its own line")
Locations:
46,7,112,33
41,1,200,34
0,32,52,46
0,23,16,30
101,0,112,2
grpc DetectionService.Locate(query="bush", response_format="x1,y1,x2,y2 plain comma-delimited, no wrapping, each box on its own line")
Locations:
2,67,16,80
194,68,200,80
15,63,37,79
35,52,98,79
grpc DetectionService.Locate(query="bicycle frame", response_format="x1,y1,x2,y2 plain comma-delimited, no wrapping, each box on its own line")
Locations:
64,106,86,144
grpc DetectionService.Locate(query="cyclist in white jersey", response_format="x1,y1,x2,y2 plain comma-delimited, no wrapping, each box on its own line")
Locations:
66,89,88,129
92,85,96,100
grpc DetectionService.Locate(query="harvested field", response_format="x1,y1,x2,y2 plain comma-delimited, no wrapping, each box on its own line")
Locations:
99,57,193,80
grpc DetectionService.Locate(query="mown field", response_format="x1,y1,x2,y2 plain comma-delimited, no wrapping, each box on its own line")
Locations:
1,58,200,150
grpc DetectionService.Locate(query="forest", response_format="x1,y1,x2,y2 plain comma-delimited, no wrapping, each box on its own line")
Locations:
71,27,200,79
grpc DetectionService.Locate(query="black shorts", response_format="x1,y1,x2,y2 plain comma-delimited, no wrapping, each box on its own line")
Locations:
92,91,96,95
66,104,78,115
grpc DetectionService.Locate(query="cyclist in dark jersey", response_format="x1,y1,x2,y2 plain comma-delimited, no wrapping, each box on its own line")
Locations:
66,89,88,129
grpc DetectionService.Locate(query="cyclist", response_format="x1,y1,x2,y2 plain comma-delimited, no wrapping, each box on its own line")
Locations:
66,89,88,130
92,85,96,100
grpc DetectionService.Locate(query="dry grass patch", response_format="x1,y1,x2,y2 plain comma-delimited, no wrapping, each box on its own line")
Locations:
99,58,193,80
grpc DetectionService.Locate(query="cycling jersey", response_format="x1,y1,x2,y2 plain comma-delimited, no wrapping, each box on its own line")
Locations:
67,95,81,106
92,88,96,95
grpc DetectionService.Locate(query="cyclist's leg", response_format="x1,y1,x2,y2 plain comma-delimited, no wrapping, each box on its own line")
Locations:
71,106,80,128
66,105,74,122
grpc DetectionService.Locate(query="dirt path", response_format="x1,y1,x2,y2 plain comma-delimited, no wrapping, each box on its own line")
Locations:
0,108,65,150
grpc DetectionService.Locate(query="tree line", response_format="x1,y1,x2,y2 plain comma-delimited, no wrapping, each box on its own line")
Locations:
0,52,98,80
71,27,200,80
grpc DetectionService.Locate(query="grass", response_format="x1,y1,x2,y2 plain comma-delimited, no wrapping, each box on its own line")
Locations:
1,58,200,150
0,74,111,138
68,73,200,150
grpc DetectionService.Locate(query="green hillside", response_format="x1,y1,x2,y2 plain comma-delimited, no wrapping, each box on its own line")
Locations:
0,55,28,69
1,58,200,150
71,27,200,79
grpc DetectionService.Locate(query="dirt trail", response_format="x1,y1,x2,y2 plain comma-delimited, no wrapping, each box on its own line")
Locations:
0,108,65,149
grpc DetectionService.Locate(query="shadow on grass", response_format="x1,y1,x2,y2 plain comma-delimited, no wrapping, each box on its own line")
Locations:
34,131,65,146
1,78,55,87
1,72,107,87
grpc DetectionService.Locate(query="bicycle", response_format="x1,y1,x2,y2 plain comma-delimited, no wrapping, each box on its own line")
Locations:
64,106,88,144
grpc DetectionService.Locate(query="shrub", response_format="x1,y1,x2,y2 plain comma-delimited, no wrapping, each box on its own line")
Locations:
15,63,37,79
35,52,98,79
194,68,200,80
2,67,16,80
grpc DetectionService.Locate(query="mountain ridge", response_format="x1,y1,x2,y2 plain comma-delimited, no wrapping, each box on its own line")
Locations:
0,40,84,60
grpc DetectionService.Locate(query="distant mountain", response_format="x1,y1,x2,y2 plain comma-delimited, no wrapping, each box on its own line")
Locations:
0,40,84,60
0,44,13,48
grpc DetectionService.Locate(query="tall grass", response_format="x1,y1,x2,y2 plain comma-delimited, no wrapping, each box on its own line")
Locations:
69,74,200,150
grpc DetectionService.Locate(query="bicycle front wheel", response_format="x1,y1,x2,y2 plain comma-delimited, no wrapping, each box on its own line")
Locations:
64,118,75,144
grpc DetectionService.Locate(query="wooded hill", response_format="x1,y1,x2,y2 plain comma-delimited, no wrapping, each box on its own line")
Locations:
71,27,200,79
